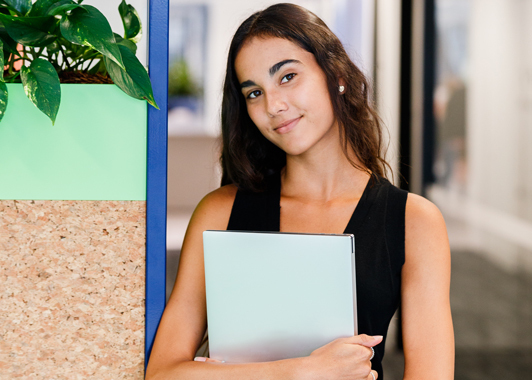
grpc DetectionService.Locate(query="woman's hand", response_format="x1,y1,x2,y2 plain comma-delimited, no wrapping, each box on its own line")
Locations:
301,334,382,380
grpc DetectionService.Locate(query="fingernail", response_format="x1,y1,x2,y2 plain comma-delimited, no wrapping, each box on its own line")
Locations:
374,335,383,340
194,357,207,362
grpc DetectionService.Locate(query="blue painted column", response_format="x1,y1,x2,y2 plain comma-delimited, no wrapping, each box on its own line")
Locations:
146,0,169,365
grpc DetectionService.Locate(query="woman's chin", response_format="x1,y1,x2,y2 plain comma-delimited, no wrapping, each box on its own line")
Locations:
281,143,313,157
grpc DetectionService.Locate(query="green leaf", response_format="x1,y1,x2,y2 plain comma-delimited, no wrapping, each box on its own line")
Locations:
0,14,57,47
114,32,136,54
0,39,3,82
20,59,61,124
0,81,8,122
0,27,20,56
49,2,82,16
29,0,73,17
3,0,31,15
118,0,141,43
104,44,158,109
45,39,60,53
60,5,124,69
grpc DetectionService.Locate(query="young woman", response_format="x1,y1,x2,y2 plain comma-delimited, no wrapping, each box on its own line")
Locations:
146,4,454,380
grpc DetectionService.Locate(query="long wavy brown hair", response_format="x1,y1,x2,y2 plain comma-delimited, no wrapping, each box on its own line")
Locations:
220,3,389,191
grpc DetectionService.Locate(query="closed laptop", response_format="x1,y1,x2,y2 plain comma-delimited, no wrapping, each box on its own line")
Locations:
203,230,357,363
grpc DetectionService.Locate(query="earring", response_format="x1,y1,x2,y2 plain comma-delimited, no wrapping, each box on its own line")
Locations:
339,85,345,93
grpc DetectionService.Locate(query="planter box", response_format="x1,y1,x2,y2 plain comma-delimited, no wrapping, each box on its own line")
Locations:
0,84,147,201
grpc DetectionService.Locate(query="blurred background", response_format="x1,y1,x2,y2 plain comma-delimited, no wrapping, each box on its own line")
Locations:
165,0,532,378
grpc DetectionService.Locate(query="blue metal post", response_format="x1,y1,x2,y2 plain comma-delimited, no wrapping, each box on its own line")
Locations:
146,0,169,367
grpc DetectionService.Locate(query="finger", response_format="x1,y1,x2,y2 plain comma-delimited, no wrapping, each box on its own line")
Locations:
206,358,225,363
194,357,225,363
367,370,378,380
342,334,383,347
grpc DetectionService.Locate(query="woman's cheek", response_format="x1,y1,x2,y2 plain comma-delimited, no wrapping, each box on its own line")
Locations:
248,107,268,134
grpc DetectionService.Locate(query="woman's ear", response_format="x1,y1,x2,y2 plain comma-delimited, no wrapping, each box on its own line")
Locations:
338,78,346,94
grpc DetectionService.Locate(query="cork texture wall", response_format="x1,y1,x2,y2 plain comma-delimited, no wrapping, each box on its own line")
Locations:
0,200,146,379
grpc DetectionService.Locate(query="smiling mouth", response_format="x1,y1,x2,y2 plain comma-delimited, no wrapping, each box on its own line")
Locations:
274,116,302,134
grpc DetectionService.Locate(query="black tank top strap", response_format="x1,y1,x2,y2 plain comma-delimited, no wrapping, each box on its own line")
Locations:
343,174,383,233
384,180,408,276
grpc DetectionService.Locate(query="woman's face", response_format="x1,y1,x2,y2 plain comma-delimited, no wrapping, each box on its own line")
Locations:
234,37,340,157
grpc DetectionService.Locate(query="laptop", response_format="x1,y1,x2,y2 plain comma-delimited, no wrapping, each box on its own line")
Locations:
203,230,357,363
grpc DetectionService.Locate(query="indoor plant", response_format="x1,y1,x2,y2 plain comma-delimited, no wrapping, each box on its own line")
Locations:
0,0,158,124
168,58,202,112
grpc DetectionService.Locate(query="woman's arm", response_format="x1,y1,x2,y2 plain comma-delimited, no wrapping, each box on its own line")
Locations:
401,194,455,379
145,186,380,380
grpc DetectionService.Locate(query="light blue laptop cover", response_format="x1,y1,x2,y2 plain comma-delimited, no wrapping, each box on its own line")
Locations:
203,230,357,363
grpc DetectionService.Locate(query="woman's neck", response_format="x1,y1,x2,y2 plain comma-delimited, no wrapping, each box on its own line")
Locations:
282,144,370,203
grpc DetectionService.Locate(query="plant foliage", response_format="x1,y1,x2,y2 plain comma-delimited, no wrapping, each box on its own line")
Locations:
168,59,202,97
0,0,158,124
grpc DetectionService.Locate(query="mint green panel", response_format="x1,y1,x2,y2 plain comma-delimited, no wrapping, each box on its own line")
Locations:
0,84,147,200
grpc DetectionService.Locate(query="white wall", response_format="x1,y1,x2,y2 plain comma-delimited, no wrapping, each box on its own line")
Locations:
468,0,532,221
375,0,401,183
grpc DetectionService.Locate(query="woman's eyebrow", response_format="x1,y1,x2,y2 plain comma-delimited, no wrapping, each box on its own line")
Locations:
240,59,302,89
240,80,257,89
269,59,301,76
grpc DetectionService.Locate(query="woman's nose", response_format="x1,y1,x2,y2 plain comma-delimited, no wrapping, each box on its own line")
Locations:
265,91,288,117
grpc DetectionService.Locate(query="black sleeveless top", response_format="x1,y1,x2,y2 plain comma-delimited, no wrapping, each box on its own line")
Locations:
227,175,408,379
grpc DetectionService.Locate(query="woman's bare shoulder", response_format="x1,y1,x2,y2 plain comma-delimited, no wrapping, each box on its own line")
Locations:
405,193,446,231
404,192,449,263
190,184,238,230
197,184,238,212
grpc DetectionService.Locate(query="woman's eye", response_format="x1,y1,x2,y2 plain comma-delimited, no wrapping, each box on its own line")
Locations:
281,73,296,84
247,90,262,99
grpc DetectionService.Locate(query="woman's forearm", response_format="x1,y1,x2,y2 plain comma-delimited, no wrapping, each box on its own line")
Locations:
147,335,381,380
146,356,307,380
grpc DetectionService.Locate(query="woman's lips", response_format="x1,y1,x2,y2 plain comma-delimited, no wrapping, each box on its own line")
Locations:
274,116,302,134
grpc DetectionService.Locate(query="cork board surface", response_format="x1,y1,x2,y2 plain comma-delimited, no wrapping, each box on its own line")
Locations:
0,200,146,379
